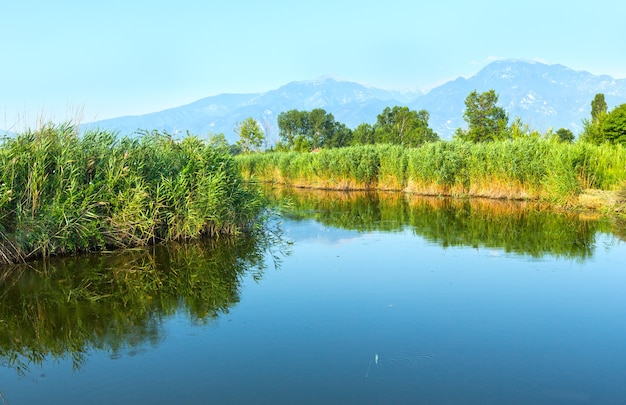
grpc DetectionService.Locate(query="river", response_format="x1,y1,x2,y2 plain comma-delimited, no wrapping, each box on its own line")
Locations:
1,188,625,404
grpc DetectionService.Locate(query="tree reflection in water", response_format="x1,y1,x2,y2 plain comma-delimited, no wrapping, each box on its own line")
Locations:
1,186,619,377
0,225,289,375
266,186,612,259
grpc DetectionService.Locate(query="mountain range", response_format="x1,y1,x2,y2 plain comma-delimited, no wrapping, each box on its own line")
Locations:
62,60,626,141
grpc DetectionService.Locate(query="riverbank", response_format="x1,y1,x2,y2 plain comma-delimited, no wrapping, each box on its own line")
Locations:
237,139,626,214
0,124,265,266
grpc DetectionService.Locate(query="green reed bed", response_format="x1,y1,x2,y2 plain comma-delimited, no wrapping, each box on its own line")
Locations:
241,145,382,189
0,124,265,265
237,138,626,205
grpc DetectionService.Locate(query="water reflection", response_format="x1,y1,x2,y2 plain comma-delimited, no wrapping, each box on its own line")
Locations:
0,230,286,375
2,187,626,404
268,186,612,259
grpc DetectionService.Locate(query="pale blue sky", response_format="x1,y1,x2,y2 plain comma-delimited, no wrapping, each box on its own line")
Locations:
2,0,624,131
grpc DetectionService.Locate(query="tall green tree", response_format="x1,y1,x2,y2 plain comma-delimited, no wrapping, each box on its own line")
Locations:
374,106,438,146
277,109,305,150
456,90,508,142
235,117,264,153
276,109,352,151
602,104,626,145
581,93,609,144
591,93,608,123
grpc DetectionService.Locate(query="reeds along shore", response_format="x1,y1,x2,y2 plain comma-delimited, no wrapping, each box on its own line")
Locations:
0,124,265,265
237,139,626,205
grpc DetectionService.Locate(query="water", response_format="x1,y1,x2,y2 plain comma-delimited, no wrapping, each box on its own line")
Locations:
1,189,626,404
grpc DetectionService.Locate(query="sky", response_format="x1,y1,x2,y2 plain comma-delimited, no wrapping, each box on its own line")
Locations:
2,0,625,131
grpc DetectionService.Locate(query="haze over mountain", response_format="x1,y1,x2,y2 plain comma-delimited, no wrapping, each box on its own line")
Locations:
412,59,626,137
76,60,626,141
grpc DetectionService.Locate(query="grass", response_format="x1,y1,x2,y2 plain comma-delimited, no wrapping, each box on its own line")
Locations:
237,138,626,208
0,123,265,265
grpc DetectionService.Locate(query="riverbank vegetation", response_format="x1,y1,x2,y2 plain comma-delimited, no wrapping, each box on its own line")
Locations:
0,124,265,265
236,90,626,213
3,90,624,265
238,139,626,206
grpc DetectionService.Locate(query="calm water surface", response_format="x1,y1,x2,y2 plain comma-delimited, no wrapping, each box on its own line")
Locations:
1,189,626,404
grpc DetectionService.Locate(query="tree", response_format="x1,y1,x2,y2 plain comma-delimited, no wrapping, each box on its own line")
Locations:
374,106,438,146
581,93,609,144
235,117,264,153
591,93,608,124
276,109,352,151
325,120,352,148
602,104,626,145
555,128,575,143
208,133,229,150
208,133,241,155
351,123,376,145
277,109,306,150
456,90,508,142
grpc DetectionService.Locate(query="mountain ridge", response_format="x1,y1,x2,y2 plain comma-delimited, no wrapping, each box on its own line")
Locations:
80,60,626,141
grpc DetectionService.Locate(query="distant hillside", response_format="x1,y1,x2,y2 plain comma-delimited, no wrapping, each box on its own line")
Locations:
82,60,626,141
412,59,626,136
82,79,420,143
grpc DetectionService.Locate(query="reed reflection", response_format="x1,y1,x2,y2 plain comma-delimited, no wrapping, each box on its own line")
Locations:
0,228,287,375
267,186,610,259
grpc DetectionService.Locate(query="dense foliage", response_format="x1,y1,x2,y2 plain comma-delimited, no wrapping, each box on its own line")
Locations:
238,138,626,205
0,124,265,265
602,104,626,144
455,90,509,142
371,106,439,146
235,117,265,153
275,106,438,152
581,94,626,145
276,109,352,151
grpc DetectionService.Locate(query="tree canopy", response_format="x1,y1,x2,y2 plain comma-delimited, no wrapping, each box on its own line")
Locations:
235,117,265,153
602,104,626,145
555,128,575,143
374,106,439,146
591,93,608,124
456,90,509,142
581,93,610,144
277,109,351,151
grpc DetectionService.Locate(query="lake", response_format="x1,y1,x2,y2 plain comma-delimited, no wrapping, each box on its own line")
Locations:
1,188,626,404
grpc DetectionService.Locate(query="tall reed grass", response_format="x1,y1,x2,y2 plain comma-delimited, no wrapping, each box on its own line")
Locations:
237,138,626,205
0,123,265,265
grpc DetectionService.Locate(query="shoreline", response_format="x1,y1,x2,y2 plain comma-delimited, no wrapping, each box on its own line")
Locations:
258,180,625,217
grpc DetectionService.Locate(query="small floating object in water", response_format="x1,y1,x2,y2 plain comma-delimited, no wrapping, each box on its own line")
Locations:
365,353,379,378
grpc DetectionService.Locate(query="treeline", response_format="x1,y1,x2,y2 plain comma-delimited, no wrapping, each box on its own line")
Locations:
224,105,441,154
274,106,439,151
229,90,626,153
